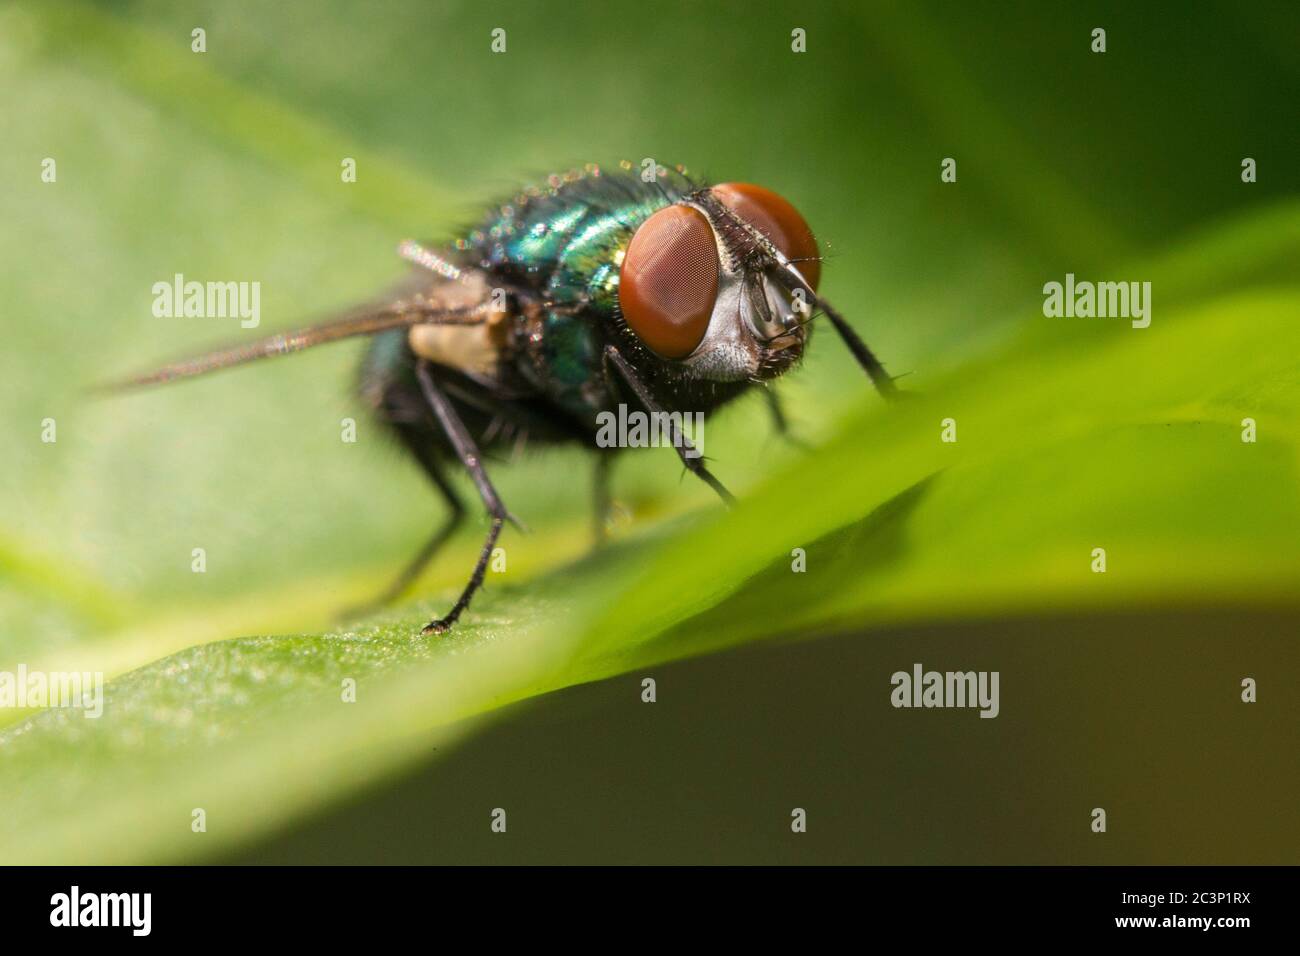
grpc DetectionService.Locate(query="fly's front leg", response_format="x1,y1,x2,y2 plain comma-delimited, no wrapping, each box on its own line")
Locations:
767,263,899,400
763,385,789,436
602,345,734,506
414,360,518,635
818,298,899,400
762,386,810,449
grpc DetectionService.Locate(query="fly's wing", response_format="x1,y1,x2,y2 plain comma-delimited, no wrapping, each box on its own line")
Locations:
93,268,498,393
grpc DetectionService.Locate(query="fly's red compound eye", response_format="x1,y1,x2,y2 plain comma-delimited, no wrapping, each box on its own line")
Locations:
710,182,821,292
618,204,720,359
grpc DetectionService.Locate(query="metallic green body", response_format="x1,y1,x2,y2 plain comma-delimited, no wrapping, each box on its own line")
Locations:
471,166,692,418
360,166,750,456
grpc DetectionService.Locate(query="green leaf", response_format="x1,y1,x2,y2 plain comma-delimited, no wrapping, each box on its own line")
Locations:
2,0,1296,863
4,238,1298,861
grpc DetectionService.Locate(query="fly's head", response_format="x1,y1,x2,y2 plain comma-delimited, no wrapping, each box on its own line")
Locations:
617,182,821,382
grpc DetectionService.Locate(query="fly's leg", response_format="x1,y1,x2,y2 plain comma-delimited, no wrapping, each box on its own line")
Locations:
764,385,789,436
766,263,899,400
602,345,734,505
816,299,898,400
340,430,465,620
762,386,810,449
414,360,518,635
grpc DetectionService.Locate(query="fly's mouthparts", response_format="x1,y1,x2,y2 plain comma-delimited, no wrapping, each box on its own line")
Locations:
767,322,804,352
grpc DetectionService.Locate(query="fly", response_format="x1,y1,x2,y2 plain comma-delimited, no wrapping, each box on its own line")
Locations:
102,163,898,634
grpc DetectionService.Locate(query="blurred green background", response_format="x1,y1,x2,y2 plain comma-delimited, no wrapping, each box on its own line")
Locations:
0,0,1296,863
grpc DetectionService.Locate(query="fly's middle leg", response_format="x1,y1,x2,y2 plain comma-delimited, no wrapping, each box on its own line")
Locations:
414,360,518,635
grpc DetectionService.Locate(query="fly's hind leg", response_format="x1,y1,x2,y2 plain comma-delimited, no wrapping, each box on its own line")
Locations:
339,415,466,622
414,360,519,635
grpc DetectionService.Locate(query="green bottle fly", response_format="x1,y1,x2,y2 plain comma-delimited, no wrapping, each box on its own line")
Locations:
106,162,898,634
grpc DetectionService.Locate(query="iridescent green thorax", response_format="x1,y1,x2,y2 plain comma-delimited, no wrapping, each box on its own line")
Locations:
458,166,701,418
360,165,754,443
463,165,695,301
